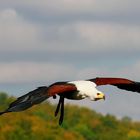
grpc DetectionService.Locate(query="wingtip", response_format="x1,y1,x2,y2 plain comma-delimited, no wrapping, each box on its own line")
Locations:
0,111,6,115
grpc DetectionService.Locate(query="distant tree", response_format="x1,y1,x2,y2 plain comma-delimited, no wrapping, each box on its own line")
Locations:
122,116,132,123
0,92,8,105
0,92,140,140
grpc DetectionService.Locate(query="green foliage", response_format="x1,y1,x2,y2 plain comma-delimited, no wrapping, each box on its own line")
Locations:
0,92,140,140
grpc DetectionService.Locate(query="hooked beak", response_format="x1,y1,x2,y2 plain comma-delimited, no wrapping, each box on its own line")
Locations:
95,93,105,101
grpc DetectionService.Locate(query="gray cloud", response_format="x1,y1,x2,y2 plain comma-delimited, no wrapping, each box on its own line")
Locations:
45,21,140,53
0,60,140,84
0,62,78,84
1,0,140,16
0,8,140,57
0,9,44,51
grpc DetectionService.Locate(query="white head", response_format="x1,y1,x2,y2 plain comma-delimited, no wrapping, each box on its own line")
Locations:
93,90,105,101
69,80,105,101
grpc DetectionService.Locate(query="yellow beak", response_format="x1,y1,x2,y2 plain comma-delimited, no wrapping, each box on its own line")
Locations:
95,92,105,101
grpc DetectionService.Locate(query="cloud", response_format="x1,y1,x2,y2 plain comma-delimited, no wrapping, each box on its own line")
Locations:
0,62,78,84
116,61,140,80
77,60,140,81
0,8,140,57
0,9,43,51
1,0,140,17
1,60,140,84
76,22,140,50
43,21,140,55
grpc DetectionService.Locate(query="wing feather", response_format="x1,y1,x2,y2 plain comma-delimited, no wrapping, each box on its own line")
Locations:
88,77,140,93
9,86,48,108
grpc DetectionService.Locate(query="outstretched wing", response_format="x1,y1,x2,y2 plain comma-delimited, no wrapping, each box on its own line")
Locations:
0,86,49,115
9,86,48,108
88,77,140,93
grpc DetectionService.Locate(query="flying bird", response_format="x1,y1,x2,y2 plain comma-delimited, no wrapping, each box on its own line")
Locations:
0,77,140,125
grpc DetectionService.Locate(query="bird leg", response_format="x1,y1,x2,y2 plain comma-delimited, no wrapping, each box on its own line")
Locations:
59,97,64,125
55,96,62,117
54,96,65,125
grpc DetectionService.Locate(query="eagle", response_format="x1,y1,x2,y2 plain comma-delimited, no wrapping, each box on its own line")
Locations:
0,77,140,125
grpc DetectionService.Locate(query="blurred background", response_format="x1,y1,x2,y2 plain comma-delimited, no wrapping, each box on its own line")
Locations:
0,0,140,123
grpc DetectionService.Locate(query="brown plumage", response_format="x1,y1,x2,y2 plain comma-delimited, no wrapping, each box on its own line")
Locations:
89,77,140,93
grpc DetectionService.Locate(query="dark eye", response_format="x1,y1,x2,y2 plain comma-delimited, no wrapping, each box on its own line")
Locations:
97,93,100,95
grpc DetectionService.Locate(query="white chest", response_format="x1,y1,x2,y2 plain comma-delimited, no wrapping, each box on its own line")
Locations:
68,80,98,100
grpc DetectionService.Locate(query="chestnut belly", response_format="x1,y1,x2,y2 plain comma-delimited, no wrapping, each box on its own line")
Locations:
62,91,85,100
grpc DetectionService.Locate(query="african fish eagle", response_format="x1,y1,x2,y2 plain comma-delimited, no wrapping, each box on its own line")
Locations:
0,77,140,125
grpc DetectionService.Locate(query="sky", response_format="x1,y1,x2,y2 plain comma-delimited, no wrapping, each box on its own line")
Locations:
0,0,140,120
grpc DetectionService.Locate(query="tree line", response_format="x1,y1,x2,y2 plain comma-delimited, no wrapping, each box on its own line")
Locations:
0,92,140,140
